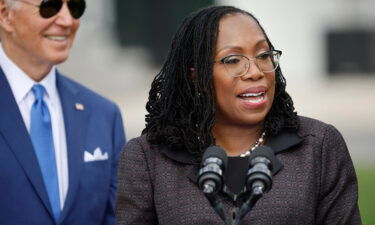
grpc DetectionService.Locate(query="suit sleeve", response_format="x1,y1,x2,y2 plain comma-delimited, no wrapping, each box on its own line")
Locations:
101,106,126,225
316,124,362,225
115,137,158,225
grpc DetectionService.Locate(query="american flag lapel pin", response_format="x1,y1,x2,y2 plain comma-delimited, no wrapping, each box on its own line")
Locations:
75,103,84,111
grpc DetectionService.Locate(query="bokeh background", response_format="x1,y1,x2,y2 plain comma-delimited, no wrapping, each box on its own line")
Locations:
59,0,375,223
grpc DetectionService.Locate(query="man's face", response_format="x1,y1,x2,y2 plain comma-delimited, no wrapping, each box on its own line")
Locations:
3,0,80,67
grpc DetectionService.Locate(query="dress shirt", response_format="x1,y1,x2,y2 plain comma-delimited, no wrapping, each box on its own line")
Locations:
0,45,68,209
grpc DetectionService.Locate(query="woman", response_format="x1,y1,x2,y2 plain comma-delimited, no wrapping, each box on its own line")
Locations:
116,5,361,225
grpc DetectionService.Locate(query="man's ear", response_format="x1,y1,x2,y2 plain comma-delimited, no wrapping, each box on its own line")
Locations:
0,0,14,33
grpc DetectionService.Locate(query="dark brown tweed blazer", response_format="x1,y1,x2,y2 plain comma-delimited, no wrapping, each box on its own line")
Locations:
116,116,361,224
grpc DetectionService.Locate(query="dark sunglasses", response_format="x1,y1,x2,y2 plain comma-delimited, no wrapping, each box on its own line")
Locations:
18,0,86,19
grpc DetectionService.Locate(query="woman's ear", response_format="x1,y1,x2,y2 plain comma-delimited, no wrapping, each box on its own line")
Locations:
189,67,196,81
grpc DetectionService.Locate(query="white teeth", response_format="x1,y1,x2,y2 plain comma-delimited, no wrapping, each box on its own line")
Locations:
47,36,67,41
240,92,264,97
244,95,264,103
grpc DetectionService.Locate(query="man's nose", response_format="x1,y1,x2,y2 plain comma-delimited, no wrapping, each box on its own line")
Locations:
55,3,74,26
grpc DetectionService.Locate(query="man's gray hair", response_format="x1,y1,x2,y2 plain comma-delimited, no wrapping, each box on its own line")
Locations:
4,0,19,9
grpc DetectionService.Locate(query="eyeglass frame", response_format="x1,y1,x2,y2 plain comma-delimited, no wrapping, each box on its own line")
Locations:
15,0,86,19
214,50,282,77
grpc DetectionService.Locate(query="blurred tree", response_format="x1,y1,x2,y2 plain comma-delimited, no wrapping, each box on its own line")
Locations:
114,0,214,65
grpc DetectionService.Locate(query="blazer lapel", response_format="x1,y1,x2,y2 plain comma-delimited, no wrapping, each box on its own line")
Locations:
0,68,55,219
184,130,304,184
56,73,89,223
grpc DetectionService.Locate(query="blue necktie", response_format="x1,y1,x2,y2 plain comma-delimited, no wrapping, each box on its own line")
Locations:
29,84,61,221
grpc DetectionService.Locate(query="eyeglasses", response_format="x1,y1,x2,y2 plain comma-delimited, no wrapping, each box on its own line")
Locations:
17,0,86,19
214,50,282,77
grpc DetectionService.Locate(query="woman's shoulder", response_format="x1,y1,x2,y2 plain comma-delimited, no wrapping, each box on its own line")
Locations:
123,134,152,156
124,134,164,158
297,115,345,143
125,134,149,149
299,115,335,132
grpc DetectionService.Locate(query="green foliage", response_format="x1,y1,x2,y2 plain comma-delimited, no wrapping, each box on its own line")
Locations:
357,167,375,225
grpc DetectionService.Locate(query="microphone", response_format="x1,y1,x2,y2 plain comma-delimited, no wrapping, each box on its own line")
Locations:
236,146,275,222
246,146,275,195
198,146,228,195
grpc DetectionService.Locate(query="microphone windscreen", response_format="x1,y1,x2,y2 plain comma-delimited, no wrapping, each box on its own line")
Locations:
250,146,276,165
202,146,228,168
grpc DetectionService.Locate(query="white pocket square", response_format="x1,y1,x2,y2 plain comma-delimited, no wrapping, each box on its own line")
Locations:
84,147,108,162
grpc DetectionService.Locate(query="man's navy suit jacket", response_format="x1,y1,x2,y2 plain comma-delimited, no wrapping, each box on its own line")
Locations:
0,68,126,225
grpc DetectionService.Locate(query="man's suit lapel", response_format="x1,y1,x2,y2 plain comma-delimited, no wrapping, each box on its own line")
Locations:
0,68,56,220
56,72,89,223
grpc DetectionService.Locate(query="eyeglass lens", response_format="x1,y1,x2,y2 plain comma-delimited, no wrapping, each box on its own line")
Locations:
222,51,280,77
40,0,86,19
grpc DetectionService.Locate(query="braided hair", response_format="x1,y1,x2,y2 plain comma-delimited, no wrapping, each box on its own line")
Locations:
143,5,299,156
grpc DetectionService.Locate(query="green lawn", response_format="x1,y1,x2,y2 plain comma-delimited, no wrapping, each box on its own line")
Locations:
357,167,375,225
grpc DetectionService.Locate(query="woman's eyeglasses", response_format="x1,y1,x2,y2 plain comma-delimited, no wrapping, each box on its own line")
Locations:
17,0,86,19
214,50,282,77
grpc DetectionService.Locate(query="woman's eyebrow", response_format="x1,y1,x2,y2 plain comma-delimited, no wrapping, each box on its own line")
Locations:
216,39,268,54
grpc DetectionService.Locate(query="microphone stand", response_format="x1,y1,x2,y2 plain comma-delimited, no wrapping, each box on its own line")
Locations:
200,146,273,224
237,187,264,222
204,185,264,225
226,191,263,225
204,193,226,222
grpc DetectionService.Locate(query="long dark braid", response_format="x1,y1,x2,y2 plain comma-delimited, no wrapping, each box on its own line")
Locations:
143,6,299,156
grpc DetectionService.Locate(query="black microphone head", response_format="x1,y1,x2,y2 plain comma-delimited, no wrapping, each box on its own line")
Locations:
202,146,228,169
247,146,275,194
249,146,275,169
198,146,227,195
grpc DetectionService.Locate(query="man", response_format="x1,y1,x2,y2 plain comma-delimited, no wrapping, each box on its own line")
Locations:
0,0,126,224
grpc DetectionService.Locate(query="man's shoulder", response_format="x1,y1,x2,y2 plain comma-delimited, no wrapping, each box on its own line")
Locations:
57,73,118,111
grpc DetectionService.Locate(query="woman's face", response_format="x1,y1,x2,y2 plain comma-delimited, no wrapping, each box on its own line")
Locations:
213,13,276,128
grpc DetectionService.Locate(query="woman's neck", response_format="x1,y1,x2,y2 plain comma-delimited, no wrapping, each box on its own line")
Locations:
212,122,265,157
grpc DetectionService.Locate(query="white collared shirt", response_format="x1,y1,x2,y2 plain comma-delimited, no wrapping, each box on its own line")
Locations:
0,45,68,210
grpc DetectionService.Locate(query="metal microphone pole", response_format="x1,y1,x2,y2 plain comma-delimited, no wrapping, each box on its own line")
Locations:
238,187,264,221
223,190,263,225
204,193,227,222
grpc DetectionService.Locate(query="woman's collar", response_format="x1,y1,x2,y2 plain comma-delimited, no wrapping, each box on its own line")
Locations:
160,129,304,165
160,129,304,185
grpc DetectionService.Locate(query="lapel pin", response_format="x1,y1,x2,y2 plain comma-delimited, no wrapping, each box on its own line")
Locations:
75,103,85,111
